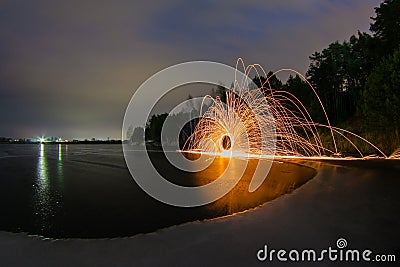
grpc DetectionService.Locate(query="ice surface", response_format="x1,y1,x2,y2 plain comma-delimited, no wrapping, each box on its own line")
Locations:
1,159,399,266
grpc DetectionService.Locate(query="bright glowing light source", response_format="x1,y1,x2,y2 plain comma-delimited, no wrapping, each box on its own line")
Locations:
221,134,232,151
183,59,389,159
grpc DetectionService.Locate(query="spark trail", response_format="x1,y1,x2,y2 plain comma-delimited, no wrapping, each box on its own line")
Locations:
183,59,392,160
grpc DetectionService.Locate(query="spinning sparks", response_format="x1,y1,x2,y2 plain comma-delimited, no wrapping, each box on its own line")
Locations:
183,60,389,159
183,80,276,157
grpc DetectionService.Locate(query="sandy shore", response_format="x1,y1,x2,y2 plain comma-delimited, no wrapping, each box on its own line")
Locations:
1,159,399,266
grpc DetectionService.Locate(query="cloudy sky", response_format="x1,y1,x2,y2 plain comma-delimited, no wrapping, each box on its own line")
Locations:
0,0,380,139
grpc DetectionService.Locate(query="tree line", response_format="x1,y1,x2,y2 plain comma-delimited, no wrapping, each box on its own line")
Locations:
306,0,400,153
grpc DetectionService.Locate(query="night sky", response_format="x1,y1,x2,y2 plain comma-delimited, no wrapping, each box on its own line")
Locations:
0,0,380,140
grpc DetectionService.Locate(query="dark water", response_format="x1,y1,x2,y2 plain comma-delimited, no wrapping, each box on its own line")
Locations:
0,144,316,238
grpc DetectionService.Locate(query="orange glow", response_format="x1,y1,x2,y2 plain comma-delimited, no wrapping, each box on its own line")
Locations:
182,59,395,160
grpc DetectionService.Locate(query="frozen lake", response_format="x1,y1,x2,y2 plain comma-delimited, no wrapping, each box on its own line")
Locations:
0,144,315,238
